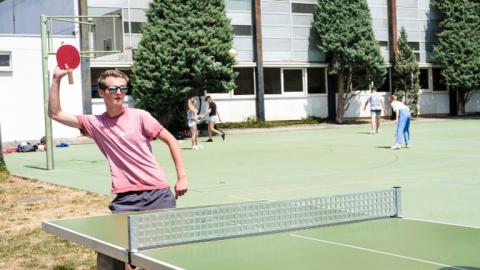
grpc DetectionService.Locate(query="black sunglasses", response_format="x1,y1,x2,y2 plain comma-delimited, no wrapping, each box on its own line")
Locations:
104,85,129,94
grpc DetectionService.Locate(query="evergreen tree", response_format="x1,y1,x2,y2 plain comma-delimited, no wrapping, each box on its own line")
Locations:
132,0,236,130
432,0,480,115
0,123,8,181
313,0,387,123
0,154,9,182
392,27,420,116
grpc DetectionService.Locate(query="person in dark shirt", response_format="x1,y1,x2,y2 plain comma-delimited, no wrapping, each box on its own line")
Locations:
204,96,225,142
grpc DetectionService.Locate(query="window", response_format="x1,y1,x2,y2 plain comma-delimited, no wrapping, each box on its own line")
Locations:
378,41,389,48
414,53,420,62
307,68,326,94
283,69,303,92
233,25,252,36
408,42,420,62
432,68,446,91
234,68,254,95
407,42,420,51
419,68,429,89
264,68,281,94
124,22,143,34
291,3,315,14
0,52,12,70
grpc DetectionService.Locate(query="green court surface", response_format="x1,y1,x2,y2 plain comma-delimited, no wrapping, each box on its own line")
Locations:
5,118,480,226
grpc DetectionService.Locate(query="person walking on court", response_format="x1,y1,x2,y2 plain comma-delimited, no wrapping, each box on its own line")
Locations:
389,95,411,150
204,95,225,142
49,68,188,269
187,97,203,150
363,86,386,134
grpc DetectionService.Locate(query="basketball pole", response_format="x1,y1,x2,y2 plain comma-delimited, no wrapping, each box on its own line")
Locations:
41,15,55,170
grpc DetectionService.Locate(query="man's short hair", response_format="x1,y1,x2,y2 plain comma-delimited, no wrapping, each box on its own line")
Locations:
97,69,129,90
204,95,211,101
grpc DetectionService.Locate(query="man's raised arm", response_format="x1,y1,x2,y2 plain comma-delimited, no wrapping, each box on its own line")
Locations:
48,66,81,129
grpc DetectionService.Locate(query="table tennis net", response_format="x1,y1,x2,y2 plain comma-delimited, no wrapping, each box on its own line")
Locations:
128,187,401,251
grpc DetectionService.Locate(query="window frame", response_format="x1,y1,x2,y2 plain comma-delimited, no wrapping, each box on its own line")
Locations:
263,67,282,96
232,25,253,36
419,68,430,90
306,67,327,95
282,68,304,95
232,67,256,97
408,42,421,62
291,3,316,14
418,66,449,93
432,67,448,92
0,51,12,72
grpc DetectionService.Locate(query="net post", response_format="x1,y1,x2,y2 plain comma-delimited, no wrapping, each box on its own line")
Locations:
127,215,138,253
393,186,402,217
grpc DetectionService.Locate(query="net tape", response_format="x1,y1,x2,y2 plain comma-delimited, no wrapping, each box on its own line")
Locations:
128,188,400,251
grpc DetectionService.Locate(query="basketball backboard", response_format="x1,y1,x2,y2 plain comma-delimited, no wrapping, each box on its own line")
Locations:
93,9,124,57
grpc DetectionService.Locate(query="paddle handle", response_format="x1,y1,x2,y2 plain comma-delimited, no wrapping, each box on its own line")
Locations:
67,69,74,84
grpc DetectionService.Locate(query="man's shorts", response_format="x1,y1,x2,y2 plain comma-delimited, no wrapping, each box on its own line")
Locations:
109,187,176,213
188,120,197,128
371,109,382,117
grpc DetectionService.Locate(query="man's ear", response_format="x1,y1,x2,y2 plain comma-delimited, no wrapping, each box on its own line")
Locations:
98,89,104,98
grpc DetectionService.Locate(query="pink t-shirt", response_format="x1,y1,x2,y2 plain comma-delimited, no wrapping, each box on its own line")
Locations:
76,108,169,194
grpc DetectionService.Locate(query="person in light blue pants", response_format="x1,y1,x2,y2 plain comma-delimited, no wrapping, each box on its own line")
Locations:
389,95,411,150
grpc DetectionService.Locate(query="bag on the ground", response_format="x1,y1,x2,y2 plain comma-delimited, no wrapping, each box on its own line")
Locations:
17,142,37,152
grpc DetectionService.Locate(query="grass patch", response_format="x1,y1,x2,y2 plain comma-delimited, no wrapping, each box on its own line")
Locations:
0,171,8,182
0,176,111,269
216,116,323,129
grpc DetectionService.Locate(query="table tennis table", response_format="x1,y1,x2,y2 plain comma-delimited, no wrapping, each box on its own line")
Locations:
42,188,480,270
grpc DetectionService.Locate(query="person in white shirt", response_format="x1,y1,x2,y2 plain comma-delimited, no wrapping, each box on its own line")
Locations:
389,95,411,149
363,86,386,134
186,98,203,150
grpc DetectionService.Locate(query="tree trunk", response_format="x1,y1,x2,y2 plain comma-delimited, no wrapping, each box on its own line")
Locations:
457,89,466,116
335,71,346,124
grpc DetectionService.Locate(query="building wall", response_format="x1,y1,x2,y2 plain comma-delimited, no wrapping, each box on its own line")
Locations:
368,0,390,61
418,91,449,115
396,0,439,63
466,92,480,113
1,0,479,144
227,0,255,62
80,0,480,123
0,36,83,143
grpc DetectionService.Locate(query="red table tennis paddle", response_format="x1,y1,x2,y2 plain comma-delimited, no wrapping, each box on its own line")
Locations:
56,45,80,85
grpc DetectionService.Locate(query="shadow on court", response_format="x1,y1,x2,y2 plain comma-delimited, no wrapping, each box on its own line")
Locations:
375,146,392,149
439,267,480,270
24,165,48,170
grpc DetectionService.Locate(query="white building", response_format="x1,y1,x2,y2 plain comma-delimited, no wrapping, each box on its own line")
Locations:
1,0,479,143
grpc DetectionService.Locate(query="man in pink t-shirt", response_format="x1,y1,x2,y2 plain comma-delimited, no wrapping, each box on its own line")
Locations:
49,68,187,210
49,68,188,268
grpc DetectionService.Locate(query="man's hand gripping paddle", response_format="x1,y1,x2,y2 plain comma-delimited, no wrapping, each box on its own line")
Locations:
56,45,80,84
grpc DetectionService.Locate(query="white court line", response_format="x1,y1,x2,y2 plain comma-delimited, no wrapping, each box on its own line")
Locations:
403,217,480,229
290,234,469,270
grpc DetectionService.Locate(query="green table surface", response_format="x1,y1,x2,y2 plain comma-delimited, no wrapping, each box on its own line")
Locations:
43,215,480,270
